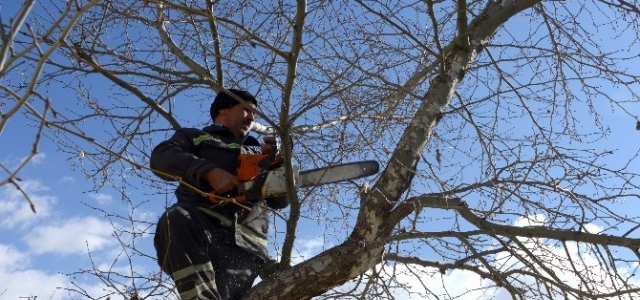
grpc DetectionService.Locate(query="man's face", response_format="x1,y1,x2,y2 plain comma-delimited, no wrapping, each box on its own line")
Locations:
217,103,256,137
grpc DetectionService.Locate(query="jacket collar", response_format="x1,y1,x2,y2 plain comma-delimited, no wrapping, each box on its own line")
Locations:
205,123,230,132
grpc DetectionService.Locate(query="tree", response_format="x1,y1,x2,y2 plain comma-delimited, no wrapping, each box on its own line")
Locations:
1,0,100,213
3,0,640,299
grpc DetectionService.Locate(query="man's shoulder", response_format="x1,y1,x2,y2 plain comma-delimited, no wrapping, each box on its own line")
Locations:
179,125,227,138
193,125,260,146
173,127,209,141
178,127,206,135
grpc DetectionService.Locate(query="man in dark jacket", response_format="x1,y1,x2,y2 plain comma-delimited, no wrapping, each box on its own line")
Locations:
151,89,288,300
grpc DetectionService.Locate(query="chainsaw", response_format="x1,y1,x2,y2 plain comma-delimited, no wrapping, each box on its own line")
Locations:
208,151,379,203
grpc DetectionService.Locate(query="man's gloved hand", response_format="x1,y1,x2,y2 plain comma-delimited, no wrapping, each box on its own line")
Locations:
261,135,281,155
261,135,284,170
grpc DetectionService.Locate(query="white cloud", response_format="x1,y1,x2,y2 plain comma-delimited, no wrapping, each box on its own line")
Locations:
0,244,68,300
376,245,640,299
88,192,113,205
292,237,327,263
0,152,46,170
57,176,75,185
0,268,69,300
0,180,54,229
513,214,546,227
582,222,604,234
0,171,157,299
374,264,496,299
23,216,116,256
30,152,46,164
0,244,30,271
331,216,640,299
0,243,141,300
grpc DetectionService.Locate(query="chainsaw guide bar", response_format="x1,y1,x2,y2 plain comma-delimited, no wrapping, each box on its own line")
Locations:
298,160,380,188
239,160,380,199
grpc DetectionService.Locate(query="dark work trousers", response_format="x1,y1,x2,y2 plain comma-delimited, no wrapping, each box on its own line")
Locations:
155,203,262,300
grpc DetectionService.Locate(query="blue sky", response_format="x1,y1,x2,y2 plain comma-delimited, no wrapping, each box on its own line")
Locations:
2,1,640,300
2,84,637,300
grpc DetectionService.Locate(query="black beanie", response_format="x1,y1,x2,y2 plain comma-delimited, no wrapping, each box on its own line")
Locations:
210,89,258,120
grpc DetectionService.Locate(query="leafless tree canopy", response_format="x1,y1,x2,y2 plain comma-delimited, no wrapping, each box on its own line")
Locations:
3,0,640,299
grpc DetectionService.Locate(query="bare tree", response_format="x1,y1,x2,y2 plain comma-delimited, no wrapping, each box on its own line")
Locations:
4,0,640,299
0,0,100,212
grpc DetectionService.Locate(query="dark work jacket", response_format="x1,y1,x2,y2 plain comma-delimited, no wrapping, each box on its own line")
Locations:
150,124,288,261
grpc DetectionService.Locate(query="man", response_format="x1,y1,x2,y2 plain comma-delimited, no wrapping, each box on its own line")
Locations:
151,89,288,300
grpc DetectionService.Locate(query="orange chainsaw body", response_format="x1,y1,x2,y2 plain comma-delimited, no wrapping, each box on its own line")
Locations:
208,153,289,203
237,154,270,182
